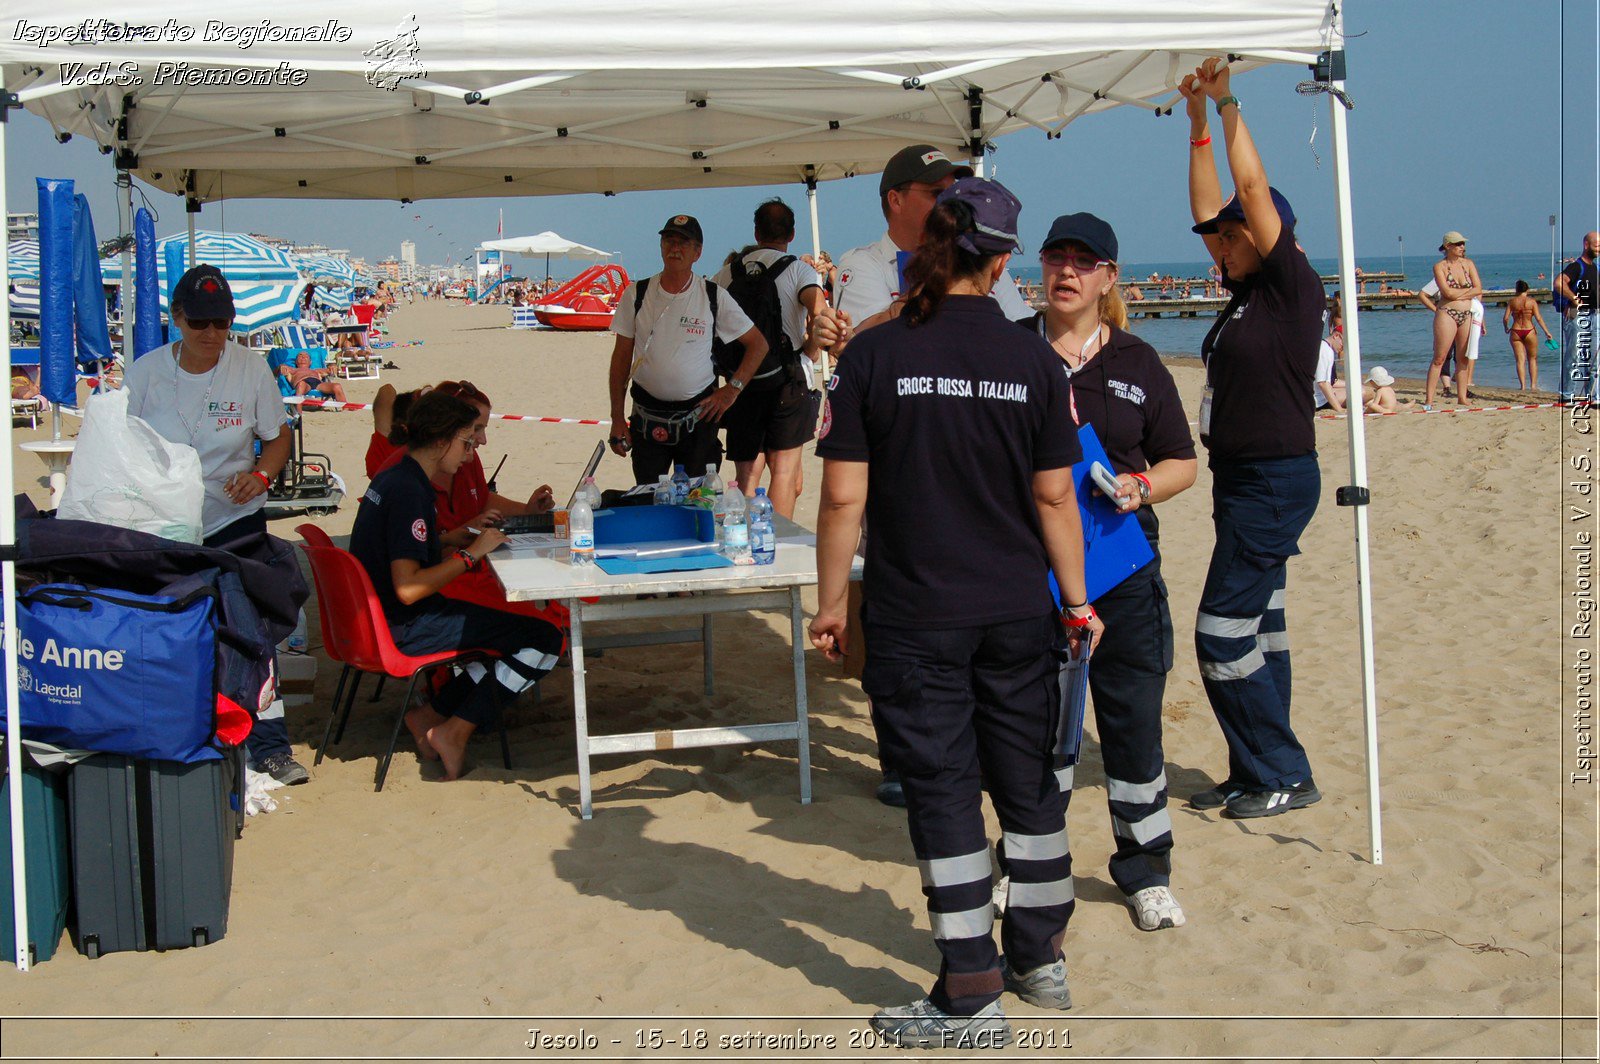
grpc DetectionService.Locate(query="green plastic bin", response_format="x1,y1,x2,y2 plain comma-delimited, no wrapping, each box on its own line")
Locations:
0,760,71,965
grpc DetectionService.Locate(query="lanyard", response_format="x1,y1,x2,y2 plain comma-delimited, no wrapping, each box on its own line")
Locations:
170,342,220,443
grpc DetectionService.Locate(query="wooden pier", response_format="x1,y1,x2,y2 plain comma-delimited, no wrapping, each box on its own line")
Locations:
1111,287,1551,319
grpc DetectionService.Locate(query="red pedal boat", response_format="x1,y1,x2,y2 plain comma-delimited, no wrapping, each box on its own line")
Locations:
532,264,630,331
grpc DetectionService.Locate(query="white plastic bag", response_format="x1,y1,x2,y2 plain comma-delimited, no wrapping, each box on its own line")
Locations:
58,388,205,543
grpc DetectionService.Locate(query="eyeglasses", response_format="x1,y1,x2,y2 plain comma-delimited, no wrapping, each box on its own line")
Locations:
1040,249,1113,273
455,435,478,450
185,318,233,332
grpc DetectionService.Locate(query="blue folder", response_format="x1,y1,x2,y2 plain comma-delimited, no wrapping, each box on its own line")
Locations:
593,505,729,576
1054,638,1093,765
1047,423,1156,607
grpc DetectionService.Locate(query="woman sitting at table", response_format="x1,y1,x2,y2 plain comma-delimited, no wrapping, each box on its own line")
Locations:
349,390,565,780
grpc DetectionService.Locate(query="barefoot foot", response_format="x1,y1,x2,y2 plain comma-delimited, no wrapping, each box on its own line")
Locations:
426,718,475,781
405,705,444,761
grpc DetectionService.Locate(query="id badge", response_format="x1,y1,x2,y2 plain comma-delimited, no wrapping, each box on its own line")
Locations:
1199,385,1214,437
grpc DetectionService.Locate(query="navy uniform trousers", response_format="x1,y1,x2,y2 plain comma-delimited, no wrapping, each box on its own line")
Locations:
1194,455,1320,792
862,610,1072,1017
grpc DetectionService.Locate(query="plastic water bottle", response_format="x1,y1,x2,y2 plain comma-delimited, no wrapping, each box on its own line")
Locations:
653,474,673,507
702,463,725,506
716,483,751,563
569,491,595,567
670,463,691,506
581,475,602,509
749,488,775,565
283,608,308,654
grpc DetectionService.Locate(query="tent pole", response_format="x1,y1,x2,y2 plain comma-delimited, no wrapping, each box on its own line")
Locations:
1,101,34,972
187,207,197,268
805,176,821,260
118,174,134,363
1328,80,1382,866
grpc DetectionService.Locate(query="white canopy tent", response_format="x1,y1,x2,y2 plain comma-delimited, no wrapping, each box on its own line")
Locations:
0,0,1382,970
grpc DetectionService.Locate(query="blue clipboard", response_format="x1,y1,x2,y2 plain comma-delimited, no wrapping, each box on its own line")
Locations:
1053,638,1092,765
1047,423,1156,607
896,250,913,298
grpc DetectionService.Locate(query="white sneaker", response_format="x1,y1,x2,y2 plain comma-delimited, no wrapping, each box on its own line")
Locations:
1129,885,1186,931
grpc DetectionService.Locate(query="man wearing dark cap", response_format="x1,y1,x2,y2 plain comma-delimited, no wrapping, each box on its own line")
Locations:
607,214,769,483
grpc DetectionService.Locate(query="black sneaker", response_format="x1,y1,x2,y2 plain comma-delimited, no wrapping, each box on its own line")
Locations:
257,753,310,786
876,770,907,808
1188,783,1244,810
1223,780,1320,819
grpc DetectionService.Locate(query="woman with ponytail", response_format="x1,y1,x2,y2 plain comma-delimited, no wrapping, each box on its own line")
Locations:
1019,212,1198,933
348,390,564,781
812,178,1100,1047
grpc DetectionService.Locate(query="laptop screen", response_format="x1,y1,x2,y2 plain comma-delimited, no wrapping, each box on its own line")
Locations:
565,441,606,509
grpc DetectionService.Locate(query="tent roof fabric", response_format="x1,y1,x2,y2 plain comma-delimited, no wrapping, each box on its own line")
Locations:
1,1,1334,202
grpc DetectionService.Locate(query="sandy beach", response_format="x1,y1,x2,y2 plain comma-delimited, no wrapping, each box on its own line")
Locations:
4,301,1592,1062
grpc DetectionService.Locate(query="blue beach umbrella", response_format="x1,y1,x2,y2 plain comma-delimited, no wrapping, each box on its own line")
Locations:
6,239,40,282
135,231,305,333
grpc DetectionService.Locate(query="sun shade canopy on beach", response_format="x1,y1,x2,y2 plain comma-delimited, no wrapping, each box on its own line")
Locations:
1,0,1333,201
479,233,614,260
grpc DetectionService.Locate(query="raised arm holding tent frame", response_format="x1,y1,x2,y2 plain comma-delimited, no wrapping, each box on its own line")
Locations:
0,0,1383,970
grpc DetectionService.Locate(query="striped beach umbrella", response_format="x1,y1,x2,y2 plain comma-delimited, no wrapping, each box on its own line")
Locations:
296,255,358,285
7,281,40,319
312,285,355,313
7,239,40,282
120,231,306,332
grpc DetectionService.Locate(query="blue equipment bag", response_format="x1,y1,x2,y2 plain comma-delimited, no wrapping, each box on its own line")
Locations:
12,583,220,763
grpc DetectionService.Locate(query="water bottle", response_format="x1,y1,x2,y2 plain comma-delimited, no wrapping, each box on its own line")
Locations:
702,463,725,505
653,474,673,507
716,483,751,563
283,608,308,654
581,475,602,509
569,491,595,567
670,463,691,506
749,488,775,565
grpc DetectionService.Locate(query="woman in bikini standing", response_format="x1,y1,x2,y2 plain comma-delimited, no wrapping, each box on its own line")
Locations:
1503,280,1554,391
1427,231,1483,408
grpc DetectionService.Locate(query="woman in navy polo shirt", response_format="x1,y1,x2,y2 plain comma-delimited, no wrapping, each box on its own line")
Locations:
349,391,563,782
1020,211,1197,930
1181,57,1325,820
812,177,1102,1048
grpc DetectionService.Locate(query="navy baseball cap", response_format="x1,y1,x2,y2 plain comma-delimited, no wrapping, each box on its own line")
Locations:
1042,212,1119,263
1192,186,1297,234
879,144,974,196
936,177,1022,256
659,214,704,243
171,264,235,320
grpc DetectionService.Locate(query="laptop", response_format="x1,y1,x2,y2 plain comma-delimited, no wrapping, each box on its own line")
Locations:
498,441,606,534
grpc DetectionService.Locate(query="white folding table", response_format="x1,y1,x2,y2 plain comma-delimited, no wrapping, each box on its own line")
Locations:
488,527,856,818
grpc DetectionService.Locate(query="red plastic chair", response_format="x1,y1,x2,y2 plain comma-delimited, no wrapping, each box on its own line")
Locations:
296,535,511,791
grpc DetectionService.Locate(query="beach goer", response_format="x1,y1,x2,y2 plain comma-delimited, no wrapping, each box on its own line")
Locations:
1503,280,1554,391
607,214,768,484
1555,231,1599,403
1180,57,1324,819
711,199,826,517
1313,337,1346,413
1019,211,1198,931
1426,232,1484,408
1362,366,1408,414
123,264,307,786
280,350,348,404
811,177,1101,1047
349,391,563,780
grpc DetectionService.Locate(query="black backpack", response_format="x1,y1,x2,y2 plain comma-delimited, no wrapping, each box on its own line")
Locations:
720,250,804,390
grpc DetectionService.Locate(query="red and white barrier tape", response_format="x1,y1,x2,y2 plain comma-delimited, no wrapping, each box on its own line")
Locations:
1316,400,1567,421
284,395,611,425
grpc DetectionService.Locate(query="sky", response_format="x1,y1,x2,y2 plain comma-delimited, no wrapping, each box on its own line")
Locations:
5,1,1598,276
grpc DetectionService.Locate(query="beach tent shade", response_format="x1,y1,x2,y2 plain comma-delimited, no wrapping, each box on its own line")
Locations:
1,1,1334,202
480,233,614,260
6,240,39,282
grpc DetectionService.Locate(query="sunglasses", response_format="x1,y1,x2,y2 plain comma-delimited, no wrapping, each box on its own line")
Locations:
1040,249,1114,273
185,318,233,332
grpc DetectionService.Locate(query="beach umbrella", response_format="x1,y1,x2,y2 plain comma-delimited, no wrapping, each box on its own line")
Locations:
140,231,305,332
5,239,39,283
7,282,39,320
312,285,355,313
480,231,614,282
295,254,359,286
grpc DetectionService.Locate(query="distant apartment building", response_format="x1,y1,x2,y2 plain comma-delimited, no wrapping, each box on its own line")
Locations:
375,258,401,280
400,240,416,266
8,212,39,242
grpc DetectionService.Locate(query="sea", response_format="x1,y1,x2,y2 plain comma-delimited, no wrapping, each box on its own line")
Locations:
1010,252,1562,390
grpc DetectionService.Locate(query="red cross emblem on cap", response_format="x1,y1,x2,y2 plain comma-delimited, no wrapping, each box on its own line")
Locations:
201,278,220,292
673,216,688,225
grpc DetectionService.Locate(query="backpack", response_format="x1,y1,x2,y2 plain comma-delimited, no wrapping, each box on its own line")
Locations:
721,250,803,390
1555,259,1588,315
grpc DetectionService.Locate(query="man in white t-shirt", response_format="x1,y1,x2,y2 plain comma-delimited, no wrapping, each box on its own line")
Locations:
711,199,826,517
608,214,768,484
1312,338,1347,412
814,144,1030,356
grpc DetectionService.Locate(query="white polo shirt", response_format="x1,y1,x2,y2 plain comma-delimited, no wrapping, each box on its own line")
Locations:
835,231,1030,324
612,273,755,401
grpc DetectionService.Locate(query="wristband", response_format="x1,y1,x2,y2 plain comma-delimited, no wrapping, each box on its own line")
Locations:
251,470,272,489
608,435,628,446
456,548,476,570
1216,95,1241,114
1062,605,1098,629
1189,136,1212,148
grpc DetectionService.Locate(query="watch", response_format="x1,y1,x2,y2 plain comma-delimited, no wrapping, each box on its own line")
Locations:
729,378,746,392
1132,473,1152,503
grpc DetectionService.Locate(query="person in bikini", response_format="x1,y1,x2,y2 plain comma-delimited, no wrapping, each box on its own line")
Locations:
1426,231,1483,408
1503,280,1554,391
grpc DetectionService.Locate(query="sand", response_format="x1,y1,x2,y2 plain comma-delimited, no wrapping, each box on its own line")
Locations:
4,301,1593,1062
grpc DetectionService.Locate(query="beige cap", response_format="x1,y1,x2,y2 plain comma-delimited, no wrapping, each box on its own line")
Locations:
1439,231,1467,250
